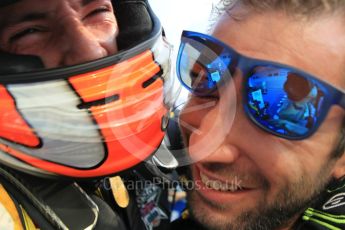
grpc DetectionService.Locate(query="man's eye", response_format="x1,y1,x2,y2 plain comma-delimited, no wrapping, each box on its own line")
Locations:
10,28,40,43
86,6,111,18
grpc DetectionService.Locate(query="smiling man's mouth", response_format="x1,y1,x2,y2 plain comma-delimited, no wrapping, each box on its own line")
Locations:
200,171,244,192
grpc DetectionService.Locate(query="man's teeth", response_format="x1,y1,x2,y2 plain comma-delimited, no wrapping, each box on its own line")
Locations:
200,172,242,192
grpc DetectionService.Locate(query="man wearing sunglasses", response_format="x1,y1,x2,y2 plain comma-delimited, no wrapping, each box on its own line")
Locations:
170,0,345,229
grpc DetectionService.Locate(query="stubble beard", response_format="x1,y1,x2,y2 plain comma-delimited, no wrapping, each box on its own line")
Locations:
186,164,334,230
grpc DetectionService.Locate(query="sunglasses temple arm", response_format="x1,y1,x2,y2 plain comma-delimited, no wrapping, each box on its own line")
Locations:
339,93,345,110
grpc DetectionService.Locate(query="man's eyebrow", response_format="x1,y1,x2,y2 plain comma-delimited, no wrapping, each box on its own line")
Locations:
16,13,47,22
82,0,98,6
2,13,47,28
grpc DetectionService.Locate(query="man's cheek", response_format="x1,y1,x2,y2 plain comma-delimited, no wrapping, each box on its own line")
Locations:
178,105,202,145
177,112,188,144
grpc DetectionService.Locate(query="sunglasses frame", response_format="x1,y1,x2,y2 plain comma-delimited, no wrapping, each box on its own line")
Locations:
177,30,345,140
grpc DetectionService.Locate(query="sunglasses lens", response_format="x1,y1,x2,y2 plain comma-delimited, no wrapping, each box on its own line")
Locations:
246,67,326,138
177,37,234,95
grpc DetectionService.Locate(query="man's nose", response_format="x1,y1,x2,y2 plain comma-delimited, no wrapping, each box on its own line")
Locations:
61,25,108,66
184,75,239,164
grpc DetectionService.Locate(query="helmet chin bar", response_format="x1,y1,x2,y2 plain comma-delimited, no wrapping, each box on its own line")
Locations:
0,151,58,179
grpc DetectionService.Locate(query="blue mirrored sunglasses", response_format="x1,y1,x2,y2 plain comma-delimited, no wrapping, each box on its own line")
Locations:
176,30,345,140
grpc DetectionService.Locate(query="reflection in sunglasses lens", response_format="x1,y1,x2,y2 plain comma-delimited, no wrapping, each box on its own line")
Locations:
179,41,235,95
246,66,325,138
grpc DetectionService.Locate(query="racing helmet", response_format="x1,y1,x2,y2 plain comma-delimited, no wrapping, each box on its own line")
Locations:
0,0,174,178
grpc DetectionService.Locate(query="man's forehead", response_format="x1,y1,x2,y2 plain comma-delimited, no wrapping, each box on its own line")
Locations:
0,0,104,27
213,8,345,88
0,0,101,10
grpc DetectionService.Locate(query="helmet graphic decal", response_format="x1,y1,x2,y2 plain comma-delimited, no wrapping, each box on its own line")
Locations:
0,85,41,147
0,49,169,178
3,80,106,169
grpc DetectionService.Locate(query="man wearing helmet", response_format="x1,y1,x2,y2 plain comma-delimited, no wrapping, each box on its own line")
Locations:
167,0,345,229
0,0,119,68
0,0,173,229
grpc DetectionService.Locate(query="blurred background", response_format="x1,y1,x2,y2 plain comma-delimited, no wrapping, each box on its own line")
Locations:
149,0,219,104
149,0,217,49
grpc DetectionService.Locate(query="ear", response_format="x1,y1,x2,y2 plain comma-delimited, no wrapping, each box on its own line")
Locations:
332,153,345,179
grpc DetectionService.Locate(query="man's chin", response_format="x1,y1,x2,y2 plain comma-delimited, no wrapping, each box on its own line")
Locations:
184,164,330,230
188,188,292,230
185,166,258,230
187,189,242,230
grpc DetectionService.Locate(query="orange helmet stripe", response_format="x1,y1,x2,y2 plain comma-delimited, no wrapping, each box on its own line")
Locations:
69,50,161,103
0,85,40,147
